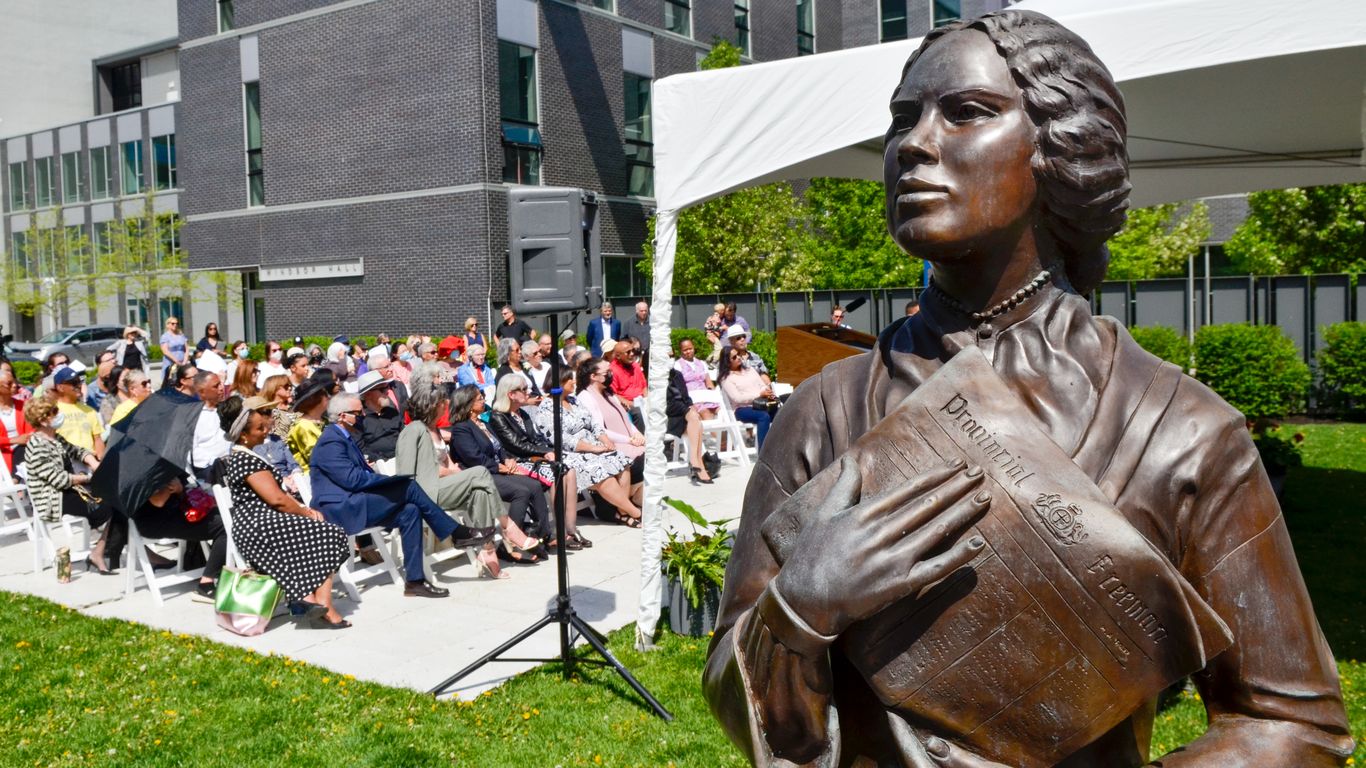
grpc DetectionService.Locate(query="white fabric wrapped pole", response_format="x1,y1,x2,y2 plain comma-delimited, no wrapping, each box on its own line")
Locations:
636,207,678,650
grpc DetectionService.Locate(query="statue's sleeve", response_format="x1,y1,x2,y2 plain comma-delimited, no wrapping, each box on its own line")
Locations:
1141,393,1354,766
703,376,845,767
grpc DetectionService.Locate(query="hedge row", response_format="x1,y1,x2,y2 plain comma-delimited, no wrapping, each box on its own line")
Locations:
1126,322,1366,419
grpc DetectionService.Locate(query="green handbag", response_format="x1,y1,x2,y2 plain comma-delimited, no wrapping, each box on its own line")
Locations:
214,567,282,636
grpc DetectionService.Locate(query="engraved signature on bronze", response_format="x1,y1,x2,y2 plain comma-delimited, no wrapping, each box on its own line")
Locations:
939,394,1036,487
1087,555,1168,644
1032,492,1088,546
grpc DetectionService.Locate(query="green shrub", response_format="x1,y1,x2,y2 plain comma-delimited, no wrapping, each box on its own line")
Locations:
1128,325,1191,372
1250,422,1305,474
1194,324,1310,419
9,360,42,386
669,327,712,358
1317,322,1366,411
749,331,777,380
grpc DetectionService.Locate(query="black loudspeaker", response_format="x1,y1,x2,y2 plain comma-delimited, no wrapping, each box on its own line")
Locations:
507,187,602,314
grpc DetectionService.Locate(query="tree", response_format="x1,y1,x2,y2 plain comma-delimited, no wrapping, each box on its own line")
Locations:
1222,184,1366,275
789,178,923,289
4,207,99,326
640,39,809,294
99,192,191,330
1104,201,1211,280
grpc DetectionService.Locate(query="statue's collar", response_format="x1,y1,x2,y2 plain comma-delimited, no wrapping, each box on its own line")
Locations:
884,278,1080,361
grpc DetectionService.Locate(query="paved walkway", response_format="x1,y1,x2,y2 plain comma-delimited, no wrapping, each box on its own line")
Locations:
0,460,749,699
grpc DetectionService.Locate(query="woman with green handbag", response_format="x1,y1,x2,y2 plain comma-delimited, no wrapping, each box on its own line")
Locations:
219,397,351,629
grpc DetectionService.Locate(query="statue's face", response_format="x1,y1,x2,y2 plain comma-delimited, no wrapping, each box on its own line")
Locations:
884,30,1037,260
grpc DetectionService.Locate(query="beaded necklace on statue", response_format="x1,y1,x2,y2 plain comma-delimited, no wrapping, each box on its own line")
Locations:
927,268,1054,324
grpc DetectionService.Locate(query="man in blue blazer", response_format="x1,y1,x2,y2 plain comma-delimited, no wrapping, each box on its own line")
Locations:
585,301,621,356
310,393,493,597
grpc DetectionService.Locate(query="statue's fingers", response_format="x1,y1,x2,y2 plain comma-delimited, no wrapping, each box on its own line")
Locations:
906,534,986,592
895,488,990,561
923,736,1012,767
826,455,864,510
883,467,985,533
857,457,970,523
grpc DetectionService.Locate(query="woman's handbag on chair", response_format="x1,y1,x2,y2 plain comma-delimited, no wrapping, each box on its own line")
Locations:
214,568,281,636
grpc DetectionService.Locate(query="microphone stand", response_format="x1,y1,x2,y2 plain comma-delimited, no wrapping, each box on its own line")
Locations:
429,314,672,721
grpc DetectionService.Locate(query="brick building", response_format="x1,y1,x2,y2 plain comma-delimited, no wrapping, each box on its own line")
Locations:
178,0,1024,338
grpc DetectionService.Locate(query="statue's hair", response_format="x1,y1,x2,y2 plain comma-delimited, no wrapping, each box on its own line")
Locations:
406,362,448,426
897,10,1130,294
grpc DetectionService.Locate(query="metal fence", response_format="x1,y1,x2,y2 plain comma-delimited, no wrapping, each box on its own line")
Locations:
607,273,1362,362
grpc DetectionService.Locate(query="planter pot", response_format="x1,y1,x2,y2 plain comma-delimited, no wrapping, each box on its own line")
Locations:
667,578,721,637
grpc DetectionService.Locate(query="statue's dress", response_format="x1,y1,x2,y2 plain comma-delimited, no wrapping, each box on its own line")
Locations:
703,283,1352,767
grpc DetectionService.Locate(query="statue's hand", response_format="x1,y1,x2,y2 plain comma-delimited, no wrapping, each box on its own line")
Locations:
917,737,1012,768
773,456,990,637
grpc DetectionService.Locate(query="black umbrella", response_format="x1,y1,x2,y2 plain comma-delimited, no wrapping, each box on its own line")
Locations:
91,390,204,518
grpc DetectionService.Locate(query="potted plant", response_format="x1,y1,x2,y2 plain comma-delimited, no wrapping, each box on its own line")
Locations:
661,497,733,637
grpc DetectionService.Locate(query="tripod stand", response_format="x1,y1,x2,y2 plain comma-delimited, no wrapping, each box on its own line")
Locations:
429,315,672,721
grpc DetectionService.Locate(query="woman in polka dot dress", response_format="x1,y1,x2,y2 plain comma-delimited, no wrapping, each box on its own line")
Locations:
220,397,351,629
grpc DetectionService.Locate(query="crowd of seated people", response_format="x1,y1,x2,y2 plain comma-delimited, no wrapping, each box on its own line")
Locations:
0,303,779,629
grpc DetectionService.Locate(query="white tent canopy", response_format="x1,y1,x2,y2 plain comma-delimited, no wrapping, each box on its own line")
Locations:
635,0,1366,641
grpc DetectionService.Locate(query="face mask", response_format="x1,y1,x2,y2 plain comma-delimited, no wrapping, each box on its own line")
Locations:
237,348,251,359
351,414,365,432
48,413,66,429
269,350,282,362
399,352,414,362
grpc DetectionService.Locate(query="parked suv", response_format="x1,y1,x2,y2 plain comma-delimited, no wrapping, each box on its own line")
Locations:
7,325,128,366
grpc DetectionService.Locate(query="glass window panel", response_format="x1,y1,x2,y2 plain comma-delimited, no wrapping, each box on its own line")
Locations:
797,0,815,55
61,152,82,203
664,0,690,36
10,232,30,279
121,140,144,196
624,74,651,143
89,147,111,200
604,256,633,297
933,0,960,27
153,134,177,190
734,1,750,56
34,157,55,207
498,41,537,124
881,0,907,41
245,83,264,206
7,162,27,211
218,0,235,32
108,61,142,112
63,225,88,275
588,0,613,9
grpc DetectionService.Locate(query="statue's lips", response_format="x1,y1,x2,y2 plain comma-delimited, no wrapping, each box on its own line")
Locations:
894,177,950,207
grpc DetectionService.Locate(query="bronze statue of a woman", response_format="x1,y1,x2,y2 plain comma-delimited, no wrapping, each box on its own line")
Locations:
703,11,1352,767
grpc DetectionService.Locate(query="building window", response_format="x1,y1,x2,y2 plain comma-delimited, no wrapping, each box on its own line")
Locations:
34,157,55,208
61,152,83,204
64,225,91,275
159,297,183,324
663,0,690,37
244,82,265,206
153,134,177,190
797,0,815,55
107,61,142,112
498,41,541,185
624,73,653,197
120,140,145,196
7,162,28,211
156,214,181,269
92,221,114,269
587,0,613,10
89,147,112,200
218,0,235,32
933,0,960,28
34,228,55,278
734,1,750,56
880,0,907,41
10,232,30,278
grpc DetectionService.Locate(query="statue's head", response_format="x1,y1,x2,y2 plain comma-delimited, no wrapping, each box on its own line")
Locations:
884,10,1130,294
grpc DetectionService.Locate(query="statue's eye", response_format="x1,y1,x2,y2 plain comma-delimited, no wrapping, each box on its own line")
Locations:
890,111,918,133
948,101,996,123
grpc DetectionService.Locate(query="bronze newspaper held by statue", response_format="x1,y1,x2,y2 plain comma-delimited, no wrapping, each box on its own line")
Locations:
703,9,1353,768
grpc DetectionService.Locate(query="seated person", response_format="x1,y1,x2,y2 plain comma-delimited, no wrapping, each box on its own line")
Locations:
671,338,722,418
219,397,351,628
108,475,229,600
355,370,404,469
487,376,577,548
455,344,496,397
718,347,775,450
286,375,331,471
240,396,303,497
665,367,714,484
534,369,639,533
309,392,494,598
396,363,540,579
448,384,550,564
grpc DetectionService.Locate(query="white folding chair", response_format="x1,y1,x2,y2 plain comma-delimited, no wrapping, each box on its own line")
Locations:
211,485,247,570
124,520,210,606
0,463,34,543
661,433,694,475
334,526,404,601
712,392,757,469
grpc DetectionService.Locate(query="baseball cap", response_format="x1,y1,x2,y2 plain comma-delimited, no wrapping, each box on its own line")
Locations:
53,367,83,386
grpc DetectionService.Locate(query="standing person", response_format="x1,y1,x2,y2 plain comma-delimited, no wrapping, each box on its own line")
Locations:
219,397,351,628
255,341,286,389
109,370,153,426
494,304,533,344
50,367,105,458
0,369,32,473
109,326,150,375
463,316,486,353
196,322,222,354
718,301,750,349
159,317,189,366
189,372,231,485
624,301,652,357
703,303,727,363
586,301,620,356
829,305,850,328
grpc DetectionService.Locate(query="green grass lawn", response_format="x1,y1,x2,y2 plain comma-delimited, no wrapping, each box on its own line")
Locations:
0,423,1361,766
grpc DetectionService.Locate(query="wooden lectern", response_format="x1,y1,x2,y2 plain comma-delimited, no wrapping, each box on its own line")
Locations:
776,323,879,387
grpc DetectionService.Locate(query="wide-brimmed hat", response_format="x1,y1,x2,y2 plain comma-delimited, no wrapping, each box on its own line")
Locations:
437,335,465,359
355,370,391,395
599,338,617,355
242,395,274,412
726,325,748,340
123,326,143,337
292,375,332,411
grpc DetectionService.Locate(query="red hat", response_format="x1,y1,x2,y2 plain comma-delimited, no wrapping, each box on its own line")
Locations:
437,335,466,359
